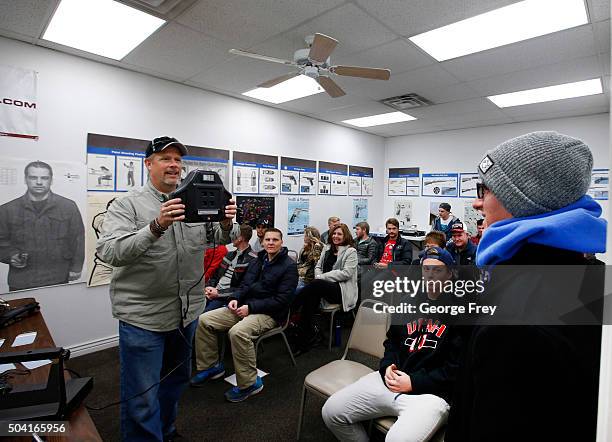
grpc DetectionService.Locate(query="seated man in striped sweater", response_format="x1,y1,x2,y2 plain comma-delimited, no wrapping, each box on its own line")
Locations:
204,224,258,312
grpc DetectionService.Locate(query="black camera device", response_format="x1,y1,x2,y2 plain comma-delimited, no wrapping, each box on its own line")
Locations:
169,170,231,223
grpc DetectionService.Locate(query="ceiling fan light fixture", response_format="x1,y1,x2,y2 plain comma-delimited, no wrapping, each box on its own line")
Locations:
242,75,324,104
409,0,588,61
343,111,417,127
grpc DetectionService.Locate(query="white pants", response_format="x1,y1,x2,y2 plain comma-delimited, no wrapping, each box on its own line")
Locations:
322,371,449,442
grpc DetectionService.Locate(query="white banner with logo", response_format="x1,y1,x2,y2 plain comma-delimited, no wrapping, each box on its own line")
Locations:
0,65,38,140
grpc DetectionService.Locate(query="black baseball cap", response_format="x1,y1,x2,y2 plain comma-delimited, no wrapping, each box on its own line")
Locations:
145,136,188,158
255,218,269,227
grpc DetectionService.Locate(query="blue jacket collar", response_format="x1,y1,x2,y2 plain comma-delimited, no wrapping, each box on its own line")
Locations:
476,195,607,266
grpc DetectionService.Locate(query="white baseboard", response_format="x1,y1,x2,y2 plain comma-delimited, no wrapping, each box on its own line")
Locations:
68,335,119,358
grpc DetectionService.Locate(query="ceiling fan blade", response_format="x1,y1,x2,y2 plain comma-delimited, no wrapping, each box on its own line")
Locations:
258,72,300,88
331,65,390,80
229,48,296,66
308,33,338,63
316,76,345,98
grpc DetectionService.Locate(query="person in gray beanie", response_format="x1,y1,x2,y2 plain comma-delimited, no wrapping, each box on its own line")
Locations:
445,131,607,442
477,131,592,218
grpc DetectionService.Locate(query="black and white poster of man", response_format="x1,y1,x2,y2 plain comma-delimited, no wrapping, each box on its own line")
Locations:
0,158,87,293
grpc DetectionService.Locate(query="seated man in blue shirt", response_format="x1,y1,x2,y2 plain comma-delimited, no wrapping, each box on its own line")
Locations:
191,228,298,402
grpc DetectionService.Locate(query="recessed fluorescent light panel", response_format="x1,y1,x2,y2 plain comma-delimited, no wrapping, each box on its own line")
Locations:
343,112,417,127
43,0,165,60
242,75,324,104
409,0,588,61
487,78,603,107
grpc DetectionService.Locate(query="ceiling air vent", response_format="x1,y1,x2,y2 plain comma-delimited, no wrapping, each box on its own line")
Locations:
380,93,434,110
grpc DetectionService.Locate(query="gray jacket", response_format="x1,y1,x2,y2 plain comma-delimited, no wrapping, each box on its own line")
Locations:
96,181,238,332
355,236,378,267
315,244,358,312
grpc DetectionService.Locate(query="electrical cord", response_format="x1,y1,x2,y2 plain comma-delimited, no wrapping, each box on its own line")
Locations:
84,327,194,412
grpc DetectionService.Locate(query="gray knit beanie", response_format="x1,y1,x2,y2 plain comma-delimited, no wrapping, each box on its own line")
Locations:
477,131,593,218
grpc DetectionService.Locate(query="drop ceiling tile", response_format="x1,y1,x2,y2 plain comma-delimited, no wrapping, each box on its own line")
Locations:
188,56,296,94
365,119,441,137
428,109,509,126
510,107,609,124
408,98,499,120
316,101,398,122
176,0,343,45
440,25,598,82
0,0,57,39
332,38,435,76
340,64,462,101
0,28,36,44
500,93,609,117
290,3,398,56
354,0,519,37
435,117,515,132
466,55,604,96
602,54,611,75
123,23,233,80
588,0,610,22
593,20,610,55
279,93,372,115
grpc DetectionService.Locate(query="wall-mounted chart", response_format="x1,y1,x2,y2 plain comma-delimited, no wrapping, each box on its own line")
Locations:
388,167,420,196
588,168,609,200
280,157,317,195
459,173,479,198
318,161,348,195
233,151,279,195
422,173,458,197
349,165,374,196
288,197,310,235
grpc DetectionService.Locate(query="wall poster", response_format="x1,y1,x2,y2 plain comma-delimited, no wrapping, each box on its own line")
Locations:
0,157,86,294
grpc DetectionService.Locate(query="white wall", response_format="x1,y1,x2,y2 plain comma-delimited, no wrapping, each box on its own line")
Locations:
384,114,610,257
0,37,385,353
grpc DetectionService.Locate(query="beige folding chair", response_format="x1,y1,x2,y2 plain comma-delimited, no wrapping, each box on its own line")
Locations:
254,310,296,366
217,310,296,367
320,303,355,350
296,299,390,439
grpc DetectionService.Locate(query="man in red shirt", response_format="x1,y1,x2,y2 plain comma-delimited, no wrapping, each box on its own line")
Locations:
374,218,413,269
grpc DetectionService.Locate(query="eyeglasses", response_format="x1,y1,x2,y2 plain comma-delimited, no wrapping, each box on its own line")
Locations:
476,182,489,199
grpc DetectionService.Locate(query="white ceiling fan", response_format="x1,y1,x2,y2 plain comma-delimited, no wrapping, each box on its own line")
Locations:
229,33,391,98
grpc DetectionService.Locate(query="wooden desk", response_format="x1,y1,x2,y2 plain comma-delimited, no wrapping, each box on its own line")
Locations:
0,298,102,442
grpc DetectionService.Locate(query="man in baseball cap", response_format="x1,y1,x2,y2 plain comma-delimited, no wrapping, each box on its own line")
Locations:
446,131,606,442
249,218,269,253
145,136,188,158
446,222,476,266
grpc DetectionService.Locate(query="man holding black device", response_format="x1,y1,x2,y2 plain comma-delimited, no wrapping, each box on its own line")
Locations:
97,136,239,442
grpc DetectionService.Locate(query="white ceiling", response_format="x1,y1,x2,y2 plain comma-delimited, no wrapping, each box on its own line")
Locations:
0,0,609,137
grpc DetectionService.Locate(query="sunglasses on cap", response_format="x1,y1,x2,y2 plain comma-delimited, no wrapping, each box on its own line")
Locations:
476,182,489,199
146,136,188,157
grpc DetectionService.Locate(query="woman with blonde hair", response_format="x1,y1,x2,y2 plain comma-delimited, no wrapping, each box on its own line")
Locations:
293,223,358,353
296,226,324,295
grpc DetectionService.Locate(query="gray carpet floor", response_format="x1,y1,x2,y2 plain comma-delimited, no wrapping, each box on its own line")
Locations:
68,326,384,442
